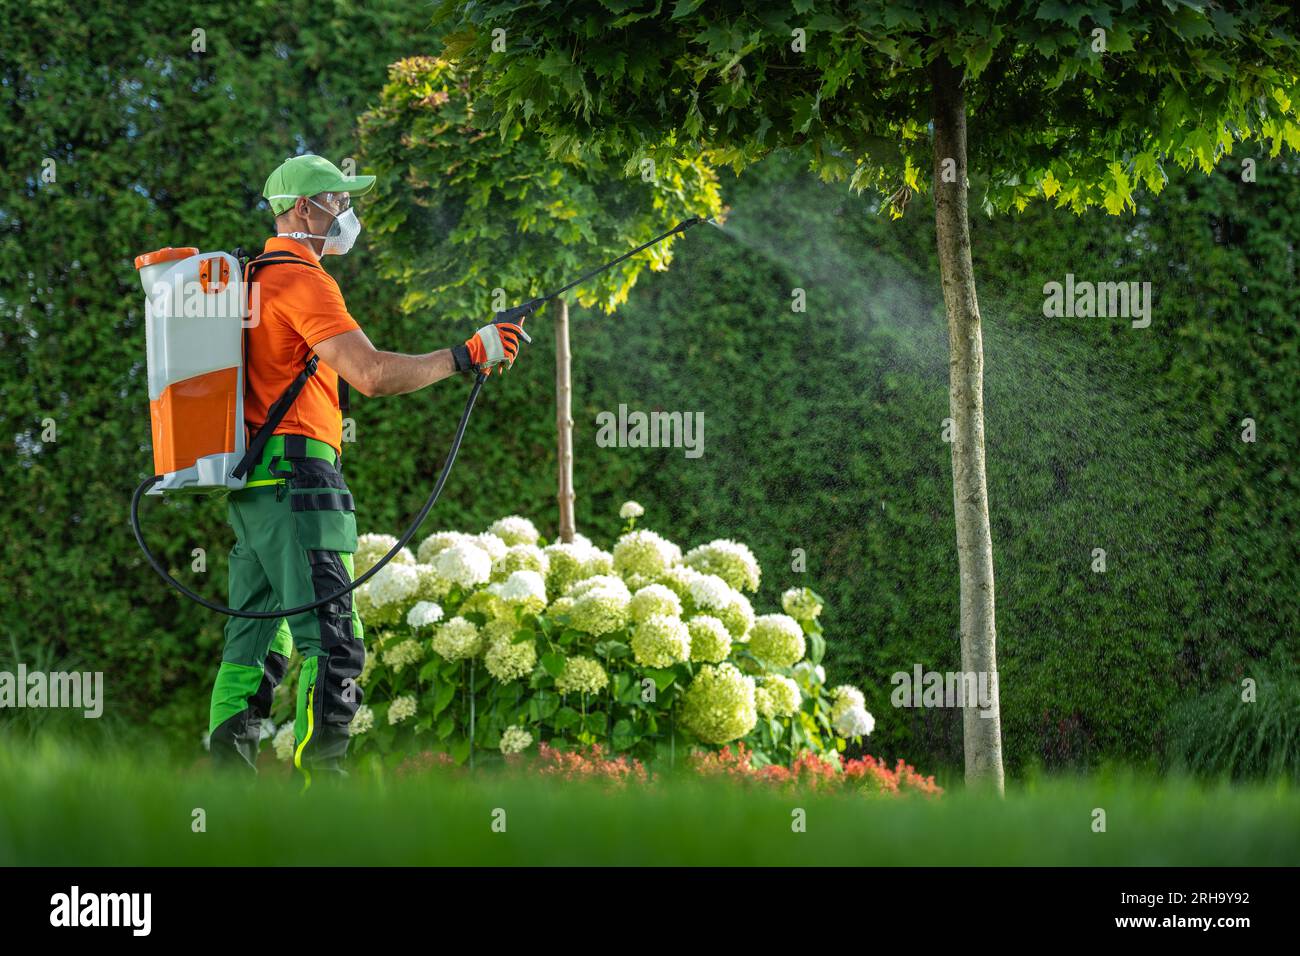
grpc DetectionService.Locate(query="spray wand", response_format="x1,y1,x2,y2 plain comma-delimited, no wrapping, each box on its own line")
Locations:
132,216,712,617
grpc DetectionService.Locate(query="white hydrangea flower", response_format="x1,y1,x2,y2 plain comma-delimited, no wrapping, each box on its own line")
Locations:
381,638,424,673
355,533,415,577
488,515,540,547
680,663,757,744
544,540,594,595
718,590,755,641
490,569,548,614
565,574,631,601
760,674,801,716
569,585,630,636
833,705,875,738
273,722,296,762
484,634,538,682
630,614,691,668
415,531,473,565
458,588,507,621
500,724,534,755
432,616,483,661
830,685,873,738
407,600,444,630
471,532,509,562
782,586,823,622
687,573,733,611
413,563,452,601
349,704,375,736
612,529,681,580
628,583,682,623
555,655,609,695
434,541,492,588
619,500,645,519
687,615,732,663
684,539,761,592
748,614,806,669
579,549,614,578
491,543,548,582
622,572,657,592
368,562,420,607
831,684,866,710
659,564,704,601
388,695,417,725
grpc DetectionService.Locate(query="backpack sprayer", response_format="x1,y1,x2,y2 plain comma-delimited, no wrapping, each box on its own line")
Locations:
131,216,711,618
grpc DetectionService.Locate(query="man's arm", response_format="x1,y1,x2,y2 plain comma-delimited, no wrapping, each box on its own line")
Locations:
313,328,456,398
313,311,534,398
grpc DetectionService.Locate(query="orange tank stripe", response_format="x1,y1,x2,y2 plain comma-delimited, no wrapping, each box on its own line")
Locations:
150,366,240,475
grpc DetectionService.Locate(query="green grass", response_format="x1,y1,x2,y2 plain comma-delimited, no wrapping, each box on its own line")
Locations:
1,740,1297,866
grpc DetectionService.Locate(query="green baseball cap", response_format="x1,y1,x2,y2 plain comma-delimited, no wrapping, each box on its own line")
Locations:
263,154,376,215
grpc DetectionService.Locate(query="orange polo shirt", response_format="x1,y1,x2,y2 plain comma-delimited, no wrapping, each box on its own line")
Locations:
244,237,359,455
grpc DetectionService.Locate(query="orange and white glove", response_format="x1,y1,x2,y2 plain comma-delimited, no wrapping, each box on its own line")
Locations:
452,302,537,374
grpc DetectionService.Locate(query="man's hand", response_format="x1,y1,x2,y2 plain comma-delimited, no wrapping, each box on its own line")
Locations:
453,303,538,374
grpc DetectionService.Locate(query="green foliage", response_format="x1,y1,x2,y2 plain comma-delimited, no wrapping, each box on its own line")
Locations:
439,0,1300,215
357,55,722,321
1166,674,1300,780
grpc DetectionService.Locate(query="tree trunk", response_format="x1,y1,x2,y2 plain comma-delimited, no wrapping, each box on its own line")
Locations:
554,298,576,543
931,59,1005,793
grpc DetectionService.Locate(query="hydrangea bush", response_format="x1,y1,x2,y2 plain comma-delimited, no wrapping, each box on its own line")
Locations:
289,505,891,774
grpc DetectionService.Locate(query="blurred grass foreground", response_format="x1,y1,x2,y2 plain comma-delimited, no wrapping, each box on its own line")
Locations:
1,741,1296,866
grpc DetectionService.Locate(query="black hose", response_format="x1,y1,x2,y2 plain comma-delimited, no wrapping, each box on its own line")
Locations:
131,371,486,618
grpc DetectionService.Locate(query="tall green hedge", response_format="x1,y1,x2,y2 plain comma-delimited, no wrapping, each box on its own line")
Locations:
2,8,1294,773
0,0,435,737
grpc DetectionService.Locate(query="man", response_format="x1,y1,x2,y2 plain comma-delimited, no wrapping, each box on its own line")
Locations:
208,154,531,779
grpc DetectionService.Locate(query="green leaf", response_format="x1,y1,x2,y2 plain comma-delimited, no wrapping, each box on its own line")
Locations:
542,652,568,678
808,632,827,667
611,718,638,751
432,680,457,716
553,706,582,731
964,41,995,79
642,667,677,692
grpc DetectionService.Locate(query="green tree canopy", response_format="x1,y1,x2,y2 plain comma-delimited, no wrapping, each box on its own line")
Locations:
358,55,722,320
440,0,1300,215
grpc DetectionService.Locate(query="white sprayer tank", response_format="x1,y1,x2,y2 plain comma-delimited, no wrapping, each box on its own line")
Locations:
135,247,248,493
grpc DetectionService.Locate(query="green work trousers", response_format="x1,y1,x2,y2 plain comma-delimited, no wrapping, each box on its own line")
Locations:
208,452,365,778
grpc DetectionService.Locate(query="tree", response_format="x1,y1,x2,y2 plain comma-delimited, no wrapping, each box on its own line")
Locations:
357,56,721,541
437,0,1300,789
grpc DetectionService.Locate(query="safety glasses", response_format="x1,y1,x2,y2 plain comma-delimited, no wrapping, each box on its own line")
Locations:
318,192,351,213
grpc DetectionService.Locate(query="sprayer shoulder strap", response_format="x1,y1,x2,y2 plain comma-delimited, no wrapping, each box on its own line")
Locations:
229,251,327,481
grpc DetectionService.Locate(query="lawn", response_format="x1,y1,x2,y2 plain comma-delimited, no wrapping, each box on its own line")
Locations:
0,740,1296,866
